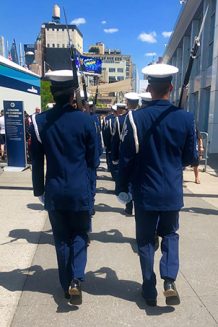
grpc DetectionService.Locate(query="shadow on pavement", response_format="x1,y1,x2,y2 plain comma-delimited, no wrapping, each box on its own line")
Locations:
27,203,44,211
0,265,78,313
97,175,113,181
84,267,175,315
184,193,218,198
96,187,115,195
0,186,32,190
90,229,137,253
1,229,54,246
0,265,174,315
182,207,218,215
97,167,108,172
95,203,125,215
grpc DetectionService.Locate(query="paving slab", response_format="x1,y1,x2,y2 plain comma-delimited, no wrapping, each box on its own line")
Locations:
0,160,218,327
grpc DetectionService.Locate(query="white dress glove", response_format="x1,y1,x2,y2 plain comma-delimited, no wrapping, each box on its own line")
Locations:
117,192,132,204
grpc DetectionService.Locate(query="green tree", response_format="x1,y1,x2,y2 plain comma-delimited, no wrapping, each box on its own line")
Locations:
40,80,54,111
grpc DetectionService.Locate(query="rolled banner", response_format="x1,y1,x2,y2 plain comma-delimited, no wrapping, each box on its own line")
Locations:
117,192,132,204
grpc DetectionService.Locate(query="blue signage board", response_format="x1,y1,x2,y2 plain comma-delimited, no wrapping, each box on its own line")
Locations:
3,101,26,168
76,55,102,74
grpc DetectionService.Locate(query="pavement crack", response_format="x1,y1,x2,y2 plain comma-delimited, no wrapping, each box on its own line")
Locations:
180,271,218,324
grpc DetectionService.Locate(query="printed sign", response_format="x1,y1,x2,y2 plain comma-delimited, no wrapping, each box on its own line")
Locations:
76,55,102,74
4,101,26,168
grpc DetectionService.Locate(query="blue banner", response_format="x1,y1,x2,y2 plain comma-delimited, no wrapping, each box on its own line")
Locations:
4,101,26,168
77,55,102,74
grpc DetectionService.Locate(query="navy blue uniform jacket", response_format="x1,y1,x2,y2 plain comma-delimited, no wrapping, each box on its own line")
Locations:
91,113,103,157
102,113,114,150
118,100,198,211
30,104,99,212
111,114,127,162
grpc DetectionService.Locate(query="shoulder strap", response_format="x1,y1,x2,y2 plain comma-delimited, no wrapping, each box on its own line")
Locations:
144,105,176,143
32,114,42,144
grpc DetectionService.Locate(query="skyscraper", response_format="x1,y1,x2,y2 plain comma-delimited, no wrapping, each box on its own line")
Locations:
0,36,5,57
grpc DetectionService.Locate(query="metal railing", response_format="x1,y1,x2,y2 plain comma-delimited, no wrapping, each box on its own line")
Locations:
200,132,208,172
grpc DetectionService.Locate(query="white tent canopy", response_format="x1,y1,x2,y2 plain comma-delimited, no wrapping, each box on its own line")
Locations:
88,79,132,94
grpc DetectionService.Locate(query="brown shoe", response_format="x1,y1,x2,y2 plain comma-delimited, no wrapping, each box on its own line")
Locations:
69,279,82,305
163,280,180,305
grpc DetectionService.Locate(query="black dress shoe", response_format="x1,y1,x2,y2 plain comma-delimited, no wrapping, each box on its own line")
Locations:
141,291,157,307
145,298,157,307
124,208,133,216
64,291,70,300
69,279,82,305
91,209,95,216
163,280,180,305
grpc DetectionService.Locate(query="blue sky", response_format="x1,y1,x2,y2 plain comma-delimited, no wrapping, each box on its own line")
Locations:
0,0,183,76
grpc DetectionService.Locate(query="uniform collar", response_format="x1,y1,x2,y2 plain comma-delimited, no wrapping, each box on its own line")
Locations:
149,99,172,107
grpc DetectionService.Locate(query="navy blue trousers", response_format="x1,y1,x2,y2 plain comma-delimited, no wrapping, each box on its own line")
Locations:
135,207,179,300
48,210,90,292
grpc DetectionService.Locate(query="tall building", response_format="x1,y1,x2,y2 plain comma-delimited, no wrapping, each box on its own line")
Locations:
10,39,19,64
24,44,35,67
0,36,5,57
162,0,218,153
83,43,134,106
84,43,133,84
32,5,83,76
89,42,105,55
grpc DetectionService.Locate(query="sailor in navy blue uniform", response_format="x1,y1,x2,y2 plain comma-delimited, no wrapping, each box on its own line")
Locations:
139,92,152,108
102,106,119,177
118,64,198,306
85,100,102,217
88,101,103,158
30,70,99,304
124,92,140,110
110,103,127,185
112,95,139,214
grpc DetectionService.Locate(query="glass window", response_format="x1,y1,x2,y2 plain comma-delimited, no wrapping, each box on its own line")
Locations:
117,68,124,73
109,68,116,72
109,76,116,83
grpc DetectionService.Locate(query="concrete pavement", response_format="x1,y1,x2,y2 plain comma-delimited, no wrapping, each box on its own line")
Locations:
0,160,218,327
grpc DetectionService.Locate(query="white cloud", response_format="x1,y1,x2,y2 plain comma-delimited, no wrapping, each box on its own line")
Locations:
104,28,119,34
162,31,172,38
145,52,157,57
71,17,86,25
101,20,107,24
138,32,157,43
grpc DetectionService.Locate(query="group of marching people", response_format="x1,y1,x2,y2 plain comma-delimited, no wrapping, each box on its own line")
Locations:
102,92,152,215
30,64,198,307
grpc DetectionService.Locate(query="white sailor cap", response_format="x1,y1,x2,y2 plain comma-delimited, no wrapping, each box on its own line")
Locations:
116,103,127,109
45,70,78,95
142,64,179,83
112,104,117,111
88,100,94,106
45,70,75,82
124,92,140,101
139,92,152,101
